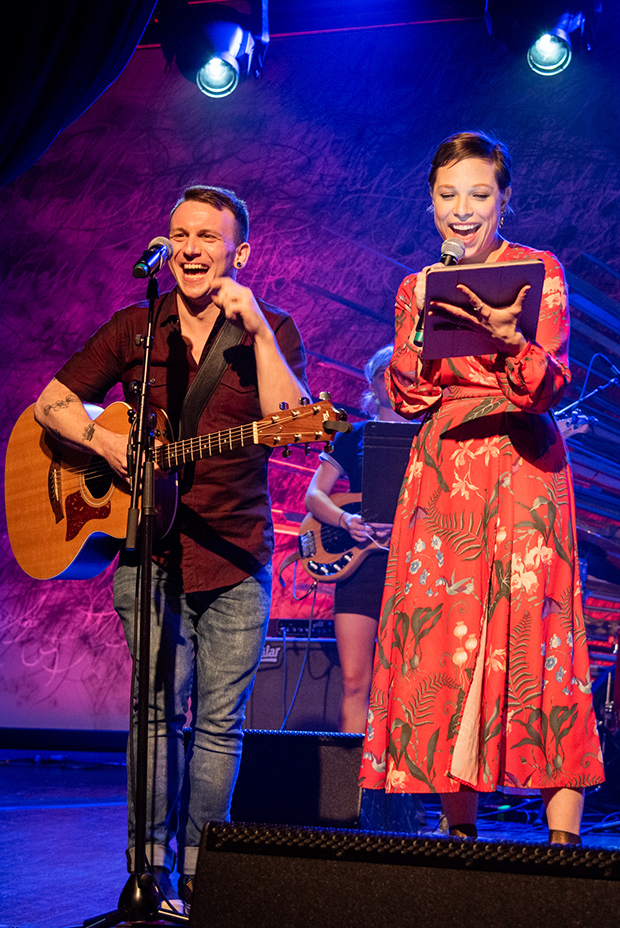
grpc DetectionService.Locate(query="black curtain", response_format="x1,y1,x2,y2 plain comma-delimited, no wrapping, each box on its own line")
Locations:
0,0,157,187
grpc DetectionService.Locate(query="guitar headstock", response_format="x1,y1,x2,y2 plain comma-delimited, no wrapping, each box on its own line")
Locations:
557,413,594,440
257,392,351,455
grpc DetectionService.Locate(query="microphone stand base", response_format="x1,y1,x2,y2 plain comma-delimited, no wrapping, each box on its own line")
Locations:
81,873,189,928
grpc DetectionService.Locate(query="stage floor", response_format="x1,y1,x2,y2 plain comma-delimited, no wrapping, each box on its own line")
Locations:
1,753,619,928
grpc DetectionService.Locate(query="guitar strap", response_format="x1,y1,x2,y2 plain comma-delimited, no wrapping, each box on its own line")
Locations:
278,549,301,586
178,317,245,440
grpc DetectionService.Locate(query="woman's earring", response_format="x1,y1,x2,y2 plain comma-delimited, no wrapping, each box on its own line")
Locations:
235,261,243,268
499,212,505,228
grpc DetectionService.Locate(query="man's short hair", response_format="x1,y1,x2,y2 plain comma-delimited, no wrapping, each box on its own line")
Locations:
170,185,250,245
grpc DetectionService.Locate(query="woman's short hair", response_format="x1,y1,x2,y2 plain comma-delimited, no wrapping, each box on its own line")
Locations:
361,344,394,417
428,131,512,193
170,185,250,244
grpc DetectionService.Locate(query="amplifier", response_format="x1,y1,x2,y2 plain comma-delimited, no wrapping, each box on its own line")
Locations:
245,637,342,731
268,618,335,638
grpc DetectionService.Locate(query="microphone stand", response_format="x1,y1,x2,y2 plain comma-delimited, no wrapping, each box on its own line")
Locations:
83,272,188,928
556,375,620,418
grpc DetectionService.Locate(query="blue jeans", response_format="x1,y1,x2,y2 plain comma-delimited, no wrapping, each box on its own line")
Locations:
113,561,271,875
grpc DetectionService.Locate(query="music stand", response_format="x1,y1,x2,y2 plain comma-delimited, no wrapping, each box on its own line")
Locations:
361,421,418,523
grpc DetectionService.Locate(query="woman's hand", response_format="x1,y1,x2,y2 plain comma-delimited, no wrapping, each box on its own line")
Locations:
413,263,443,311
430,282,530,356
339,512,368,543
340,512,392,546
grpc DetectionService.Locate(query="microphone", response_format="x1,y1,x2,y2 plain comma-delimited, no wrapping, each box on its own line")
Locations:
414,237,466,346
440,237,466,266
132,237,173,279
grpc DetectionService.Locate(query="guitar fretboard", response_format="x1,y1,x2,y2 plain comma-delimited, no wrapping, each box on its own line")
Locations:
156,423,257,470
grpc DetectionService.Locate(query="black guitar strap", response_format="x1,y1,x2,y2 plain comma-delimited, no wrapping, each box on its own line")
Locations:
178,318,245,440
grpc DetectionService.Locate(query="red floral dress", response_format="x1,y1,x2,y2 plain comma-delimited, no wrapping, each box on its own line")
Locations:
359,244,605,794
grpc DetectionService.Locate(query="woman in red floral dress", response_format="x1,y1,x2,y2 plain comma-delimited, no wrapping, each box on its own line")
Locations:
359,131,605,844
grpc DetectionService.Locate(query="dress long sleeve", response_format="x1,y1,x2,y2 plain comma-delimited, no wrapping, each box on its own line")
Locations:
493,252,570,413
387,248,571,419
386,276,443,418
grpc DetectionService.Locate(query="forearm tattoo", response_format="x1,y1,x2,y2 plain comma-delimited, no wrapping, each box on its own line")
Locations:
43,394,79,416
82,423,95,442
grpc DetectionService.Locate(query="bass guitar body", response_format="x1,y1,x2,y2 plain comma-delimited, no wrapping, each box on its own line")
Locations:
298,493,384,583
5,403,176,581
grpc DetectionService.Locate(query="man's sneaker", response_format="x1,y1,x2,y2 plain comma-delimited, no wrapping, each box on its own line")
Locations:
153,866,184,916
178,875,194,915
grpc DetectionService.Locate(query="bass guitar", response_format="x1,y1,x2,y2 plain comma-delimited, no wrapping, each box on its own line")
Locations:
5,395,346,581
295,493,388,583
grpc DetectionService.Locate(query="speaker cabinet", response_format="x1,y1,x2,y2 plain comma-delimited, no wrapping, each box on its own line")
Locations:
244,637,342,731
232,730,363,828
191,822,620,928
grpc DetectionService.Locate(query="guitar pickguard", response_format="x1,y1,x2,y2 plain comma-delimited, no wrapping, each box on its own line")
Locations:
319,523,357,555
65,491,111,541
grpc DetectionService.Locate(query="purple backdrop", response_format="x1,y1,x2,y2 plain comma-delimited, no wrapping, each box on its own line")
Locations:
2,13,620,732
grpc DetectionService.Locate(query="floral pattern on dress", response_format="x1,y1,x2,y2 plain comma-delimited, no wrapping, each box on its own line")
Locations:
359,244,605,794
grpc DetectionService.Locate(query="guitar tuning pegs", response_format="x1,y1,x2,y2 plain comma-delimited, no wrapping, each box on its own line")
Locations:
318,391,331,401
304,443,310,455
282,446,292,458
324,441,334,453
279,401,289,410
299,396,310,405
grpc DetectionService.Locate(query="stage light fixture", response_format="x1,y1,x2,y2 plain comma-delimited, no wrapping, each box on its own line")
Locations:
191,21,253,98
158,1,269,99
527,27,572,75
485,2,601,76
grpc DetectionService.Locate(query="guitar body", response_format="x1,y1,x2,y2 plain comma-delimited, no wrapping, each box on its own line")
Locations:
298,493,383,583
5,403,176,581
6,394,347,581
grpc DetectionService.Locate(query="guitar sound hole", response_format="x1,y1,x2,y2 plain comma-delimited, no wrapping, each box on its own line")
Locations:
84,458,114,500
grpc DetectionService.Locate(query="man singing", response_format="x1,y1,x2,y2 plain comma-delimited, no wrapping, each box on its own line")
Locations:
34,185,309,913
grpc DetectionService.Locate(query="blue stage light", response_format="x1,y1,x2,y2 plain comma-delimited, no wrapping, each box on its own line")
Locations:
485,4,599,76
193,21,253,98
527,29,572,75
197,57,238,98
164,1,269,99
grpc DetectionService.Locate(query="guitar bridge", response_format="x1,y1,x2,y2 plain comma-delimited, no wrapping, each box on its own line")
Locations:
48,454,64,524
298,530,316,558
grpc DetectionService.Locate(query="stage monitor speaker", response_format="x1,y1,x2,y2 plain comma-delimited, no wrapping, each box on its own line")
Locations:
244,637,342,731
190,822,620,928
231,730,363,828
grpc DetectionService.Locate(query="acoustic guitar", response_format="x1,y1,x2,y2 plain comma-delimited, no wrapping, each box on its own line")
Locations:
5,396,346,581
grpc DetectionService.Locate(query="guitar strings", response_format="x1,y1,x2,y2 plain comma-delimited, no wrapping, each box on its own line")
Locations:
55,408,326,481
321,524,390,552
55,424,256,478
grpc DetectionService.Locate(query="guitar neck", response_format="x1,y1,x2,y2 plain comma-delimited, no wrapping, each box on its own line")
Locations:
156,423,257,470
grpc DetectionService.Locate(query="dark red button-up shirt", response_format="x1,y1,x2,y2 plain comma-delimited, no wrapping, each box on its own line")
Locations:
56,290,309,593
